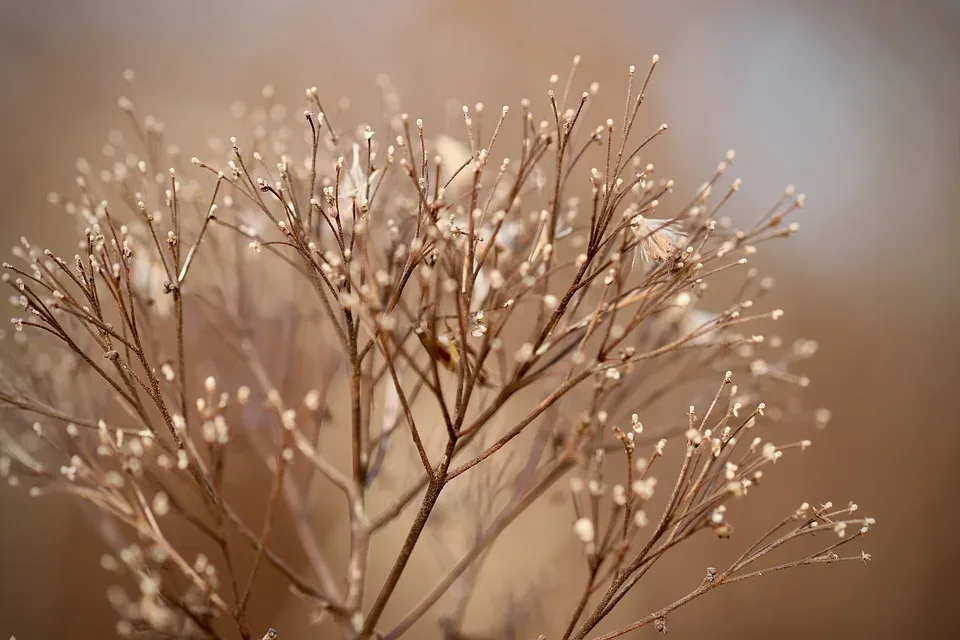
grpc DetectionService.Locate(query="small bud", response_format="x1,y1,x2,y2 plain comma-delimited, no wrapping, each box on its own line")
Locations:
304,390,321,412
151,492,169,516
574,517,595,543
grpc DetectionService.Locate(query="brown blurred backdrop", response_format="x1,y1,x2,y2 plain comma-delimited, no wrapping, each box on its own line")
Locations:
1,0,958,638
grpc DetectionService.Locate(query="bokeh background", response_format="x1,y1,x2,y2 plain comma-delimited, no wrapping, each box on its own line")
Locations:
1,0,958,638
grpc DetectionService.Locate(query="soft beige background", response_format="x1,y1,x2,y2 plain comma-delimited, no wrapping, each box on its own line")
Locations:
1,0,958,638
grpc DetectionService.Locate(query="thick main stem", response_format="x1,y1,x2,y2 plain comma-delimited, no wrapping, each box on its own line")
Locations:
360,441,456,636
347,318,365,487
384,457,570,639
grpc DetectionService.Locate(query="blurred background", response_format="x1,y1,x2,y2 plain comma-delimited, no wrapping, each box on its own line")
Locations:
1,0,957,638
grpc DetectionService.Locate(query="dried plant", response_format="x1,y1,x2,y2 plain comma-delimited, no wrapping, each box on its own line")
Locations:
0,55,872,640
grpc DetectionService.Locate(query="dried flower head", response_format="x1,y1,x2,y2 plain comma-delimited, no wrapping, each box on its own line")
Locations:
631,214,687,266
0,54,869,640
